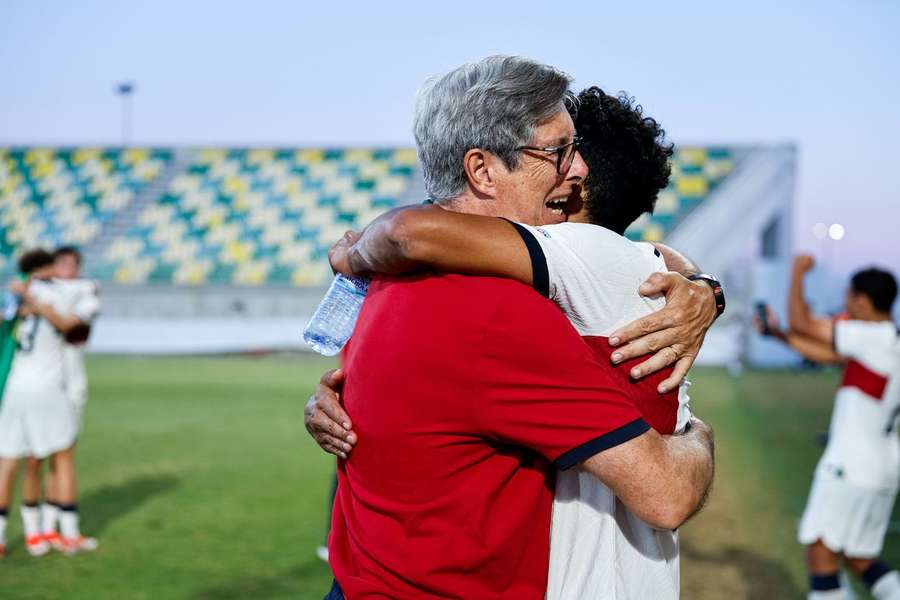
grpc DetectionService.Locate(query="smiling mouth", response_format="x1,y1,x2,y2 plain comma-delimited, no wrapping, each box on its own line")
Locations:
545,197,568,217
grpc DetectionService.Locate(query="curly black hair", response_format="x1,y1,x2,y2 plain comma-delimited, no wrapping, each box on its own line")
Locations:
571,87,673,234
17,248,55,275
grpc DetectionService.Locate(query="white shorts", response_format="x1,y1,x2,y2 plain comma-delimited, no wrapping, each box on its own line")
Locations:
0,383,79,459
798,470,897,558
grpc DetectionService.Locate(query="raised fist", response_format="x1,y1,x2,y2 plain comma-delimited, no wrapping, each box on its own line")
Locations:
793,254,815,273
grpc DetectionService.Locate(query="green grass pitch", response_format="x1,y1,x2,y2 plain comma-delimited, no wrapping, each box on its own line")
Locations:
1,356,898,599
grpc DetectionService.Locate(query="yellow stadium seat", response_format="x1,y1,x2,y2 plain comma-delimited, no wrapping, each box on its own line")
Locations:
114,258,154,284
72,148,101,165
199,148,227,163
642,224,665,242
136,161,161,181
296,149,325,164
33,160,54,179
344,149,373,163
292,263,330,286
174,260,211,285
357,161,389,179
393,149,418,164
233,261,271,286
124,149,149,165
222,240,254,264
678,148,707,166
248,149,275,165
223,175,249,196
676,176,709,197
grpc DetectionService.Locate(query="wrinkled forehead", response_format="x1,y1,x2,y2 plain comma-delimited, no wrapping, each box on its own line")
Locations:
529,107,576,145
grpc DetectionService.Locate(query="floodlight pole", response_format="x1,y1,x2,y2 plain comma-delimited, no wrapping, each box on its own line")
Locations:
116,82,135,147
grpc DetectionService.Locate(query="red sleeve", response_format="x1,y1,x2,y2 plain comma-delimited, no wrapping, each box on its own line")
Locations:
474,282,648,470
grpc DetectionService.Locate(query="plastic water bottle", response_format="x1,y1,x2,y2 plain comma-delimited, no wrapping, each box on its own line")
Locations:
2,291,20,321
302,274,370,356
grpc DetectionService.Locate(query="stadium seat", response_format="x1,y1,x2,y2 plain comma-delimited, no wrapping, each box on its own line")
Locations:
1,145,736,285
625,146,735,242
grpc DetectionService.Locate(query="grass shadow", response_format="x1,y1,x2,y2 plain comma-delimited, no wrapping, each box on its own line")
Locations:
80,474,179,536
681,538,803,599
192,559,328,600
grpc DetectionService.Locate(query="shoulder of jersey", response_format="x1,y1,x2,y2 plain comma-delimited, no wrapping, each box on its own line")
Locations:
53,278,100,294
539,222,627,245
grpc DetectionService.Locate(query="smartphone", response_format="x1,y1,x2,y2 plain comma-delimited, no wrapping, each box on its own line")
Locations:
755,302,771,336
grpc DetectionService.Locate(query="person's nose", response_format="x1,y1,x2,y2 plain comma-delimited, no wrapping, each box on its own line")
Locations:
566,150,588,182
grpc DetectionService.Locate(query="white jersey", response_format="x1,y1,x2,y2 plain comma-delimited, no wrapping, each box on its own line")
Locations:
57,279,100,408
515,222,691,600
819,319,900,490
6,280,77,394
0,278,97,458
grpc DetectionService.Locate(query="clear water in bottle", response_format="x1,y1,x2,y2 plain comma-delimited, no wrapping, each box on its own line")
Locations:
2,291,20,321
302,274,370,356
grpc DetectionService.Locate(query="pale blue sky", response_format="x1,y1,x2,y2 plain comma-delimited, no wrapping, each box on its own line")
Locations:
1,0,898,280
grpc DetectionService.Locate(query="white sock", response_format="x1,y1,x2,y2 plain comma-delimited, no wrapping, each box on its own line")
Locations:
40,502,59,535
872,571,900,600
809,589,847,599
59,507,81,539
20,504,40,538
0,512,7,546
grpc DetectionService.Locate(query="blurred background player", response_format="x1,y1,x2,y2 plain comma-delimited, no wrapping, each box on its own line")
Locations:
758,255,900,600
0,249,98,558
21,246,100,553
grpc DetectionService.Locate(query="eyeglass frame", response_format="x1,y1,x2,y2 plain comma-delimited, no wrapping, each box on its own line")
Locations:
514,135,582,174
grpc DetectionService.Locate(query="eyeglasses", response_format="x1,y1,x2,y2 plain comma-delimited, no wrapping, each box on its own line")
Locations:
515,136,581,174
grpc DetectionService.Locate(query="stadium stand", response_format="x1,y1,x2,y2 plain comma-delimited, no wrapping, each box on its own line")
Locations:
0,143,796,362
0,148,170,258
625,146,735,242
89,148,420,287
1,145,736,286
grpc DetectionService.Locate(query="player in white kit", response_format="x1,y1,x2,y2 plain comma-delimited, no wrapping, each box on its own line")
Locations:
324,88,722,599
759,255,900,600
0,249,99,558
20,246,100,554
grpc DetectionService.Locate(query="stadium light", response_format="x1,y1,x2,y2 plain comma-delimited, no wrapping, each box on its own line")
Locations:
828,223,845,241
115,81,135,147
812,222,828,240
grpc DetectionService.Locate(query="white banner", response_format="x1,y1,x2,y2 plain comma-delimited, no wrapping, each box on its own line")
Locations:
88,316,315,355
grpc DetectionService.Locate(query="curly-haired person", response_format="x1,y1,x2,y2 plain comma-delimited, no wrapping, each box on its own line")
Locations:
320,85,719,600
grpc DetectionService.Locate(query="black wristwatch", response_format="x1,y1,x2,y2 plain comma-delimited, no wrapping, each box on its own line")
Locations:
688,273,725,318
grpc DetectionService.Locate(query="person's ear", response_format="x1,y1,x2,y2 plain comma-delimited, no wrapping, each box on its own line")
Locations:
463,148,499,197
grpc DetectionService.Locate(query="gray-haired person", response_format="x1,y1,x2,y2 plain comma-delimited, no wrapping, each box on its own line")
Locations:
310,56,718,600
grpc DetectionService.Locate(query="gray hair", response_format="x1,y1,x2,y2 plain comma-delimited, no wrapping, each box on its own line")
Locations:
413,55,575,203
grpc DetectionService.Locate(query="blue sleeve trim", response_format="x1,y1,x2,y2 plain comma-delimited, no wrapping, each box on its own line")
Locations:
502,220,550,298
555,418,651,470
